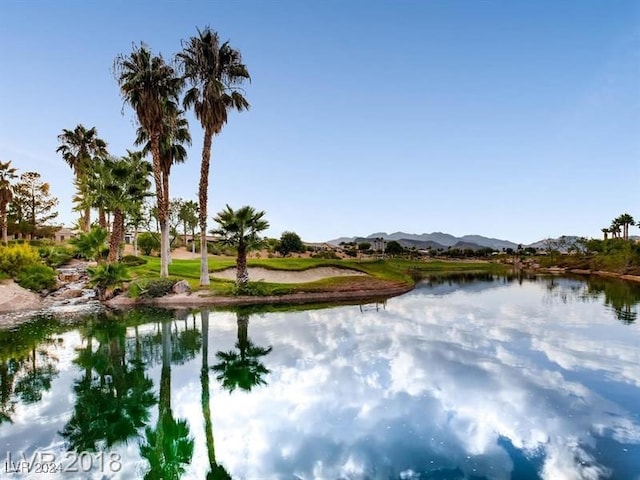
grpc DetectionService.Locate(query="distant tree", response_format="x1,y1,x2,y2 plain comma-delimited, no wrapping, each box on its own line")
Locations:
0,160,18,244
601,228,609,241
385,240,404,256
178,200,199,256
616,213,635,241
212,205,269,287
278,231,305,256
138,232,160,256
56,124,108,231
610,219,622,239
9,172,59,238
358,242,371,251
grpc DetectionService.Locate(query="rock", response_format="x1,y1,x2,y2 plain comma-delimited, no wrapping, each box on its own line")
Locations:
60,289,83,299
58,272,81,282
172,280,191,294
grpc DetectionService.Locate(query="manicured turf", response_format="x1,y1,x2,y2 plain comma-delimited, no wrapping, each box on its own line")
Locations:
128,255,506,296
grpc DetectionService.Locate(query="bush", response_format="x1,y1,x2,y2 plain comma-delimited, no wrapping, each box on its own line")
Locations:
278,231,305,256
128,278,176,299
120,255,148,266
138,233,160,256
0,243,40,277
70,227,108,261
16,264,57,292
312,250,341,260
39,245,73,267
87,263,130,300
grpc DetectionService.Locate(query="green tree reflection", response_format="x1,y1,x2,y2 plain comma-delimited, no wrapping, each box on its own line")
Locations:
201,308,232,479
60,315,156,451
140,319,194,479
584,277,640,324
212,311,272,393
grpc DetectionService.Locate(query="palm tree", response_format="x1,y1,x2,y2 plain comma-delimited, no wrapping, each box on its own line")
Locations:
85,152,152,262
616,213,635,241
177,27,251,286
56,125,108,231
601,227,609,241
212,205,269,287
0,160,17,244
114,43,183,278
135,107,191,265
609,218,621,239
213,311,272,393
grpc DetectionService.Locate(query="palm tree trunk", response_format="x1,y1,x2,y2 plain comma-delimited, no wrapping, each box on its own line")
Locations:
97,208,106,230
108,209,124,263
162,172,172,265
199,131,213,286
236,243,248,286
0,204,7,244
133,227,139,257
150,134,168,278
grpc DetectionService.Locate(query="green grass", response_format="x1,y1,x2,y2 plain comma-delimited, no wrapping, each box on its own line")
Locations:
127,255,507,296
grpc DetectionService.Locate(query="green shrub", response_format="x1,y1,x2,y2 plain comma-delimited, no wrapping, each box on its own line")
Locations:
128,278,176,299
120,255,148,266
70,227,108,261
232,281,268,296
87,263,130,301
39,245,73,267
312,250,341,260
138,233,160,256
16,265,57,292
0,243,40,277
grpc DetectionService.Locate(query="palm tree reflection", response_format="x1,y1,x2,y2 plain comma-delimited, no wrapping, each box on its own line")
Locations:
212,311,272,393
140,319,194,479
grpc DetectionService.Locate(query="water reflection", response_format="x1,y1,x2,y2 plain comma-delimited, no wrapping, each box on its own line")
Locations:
139,319,194,479
213,310,273,393
0,274,639,479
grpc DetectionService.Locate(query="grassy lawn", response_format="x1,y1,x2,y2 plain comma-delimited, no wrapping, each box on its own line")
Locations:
128,255,506,296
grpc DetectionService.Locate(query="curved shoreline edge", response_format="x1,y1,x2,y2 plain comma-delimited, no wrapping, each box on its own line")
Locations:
106,284,415,309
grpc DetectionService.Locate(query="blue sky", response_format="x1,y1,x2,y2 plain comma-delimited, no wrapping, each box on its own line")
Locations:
0,1,638,244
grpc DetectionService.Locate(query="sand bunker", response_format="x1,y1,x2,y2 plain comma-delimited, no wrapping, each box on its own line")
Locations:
210,266,367,284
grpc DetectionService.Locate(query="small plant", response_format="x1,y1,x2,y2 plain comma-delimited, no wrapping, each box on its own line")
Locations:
70,227,108,261
0,243,40,277
16,265,57,292
87,263,130,300
120,255,148,266
39,245,73,267
232,281,268,296
128,278,176,299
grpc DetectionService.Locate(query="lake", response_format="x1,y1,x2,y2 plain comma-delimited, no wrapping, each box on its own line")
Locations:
1,273,639,479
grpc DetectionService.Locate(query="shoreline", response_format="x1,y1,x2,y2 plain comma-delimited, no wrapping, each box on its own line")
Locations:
532,267,640,283
106,284,414,309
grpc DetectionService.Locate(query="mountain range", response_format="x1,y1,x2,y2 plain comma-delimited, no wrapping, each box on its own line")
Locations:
327,232,572,251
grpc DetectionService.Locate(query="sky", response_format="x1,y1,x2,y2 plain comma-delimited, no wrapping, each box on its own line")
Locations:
0,1,638,244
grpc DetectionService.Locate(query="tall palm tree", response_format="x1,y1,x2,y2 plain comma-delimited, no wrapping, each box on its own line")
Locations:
212,205,269,287
85,152,152,262
0,160,18,244
177,27,251,286
114,43,183,277
56,125,108,231
136,107,191,265
601,228,609,241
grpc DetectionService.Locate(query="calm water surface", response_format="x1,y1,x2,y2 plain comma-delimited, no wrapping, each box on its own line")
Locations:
0,274,639,480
